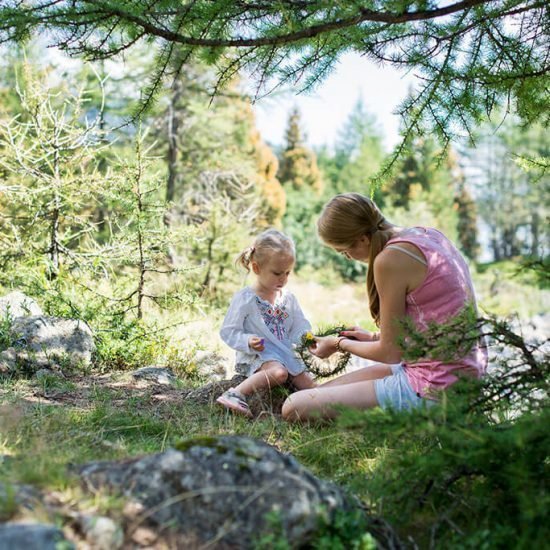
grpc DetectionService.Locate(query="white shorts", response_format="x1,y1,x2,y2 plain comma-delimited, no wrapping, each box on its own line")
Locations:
374,364,434,411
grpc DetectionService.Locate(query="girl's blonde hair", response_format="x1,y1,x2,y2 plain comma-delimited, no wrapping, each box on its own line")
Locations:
236,229,296,272
317,193,393,326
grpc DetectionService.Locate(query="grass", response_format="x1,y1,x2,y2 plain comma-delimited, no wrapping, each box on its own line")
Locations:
0,264,547,546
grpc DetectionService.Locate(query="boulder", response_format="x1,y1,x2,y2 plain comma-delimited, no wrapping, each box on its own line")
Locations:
0,482,42,519
0,316,94,376
0,292,42,319
132,366,177,386
0,523,73,550
193,350,227,381
185,375,292,417
76,435,365,548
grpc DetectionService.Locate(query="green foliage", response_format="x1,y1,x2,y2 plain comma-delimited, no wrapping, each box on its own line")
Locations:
2,1,546,160
0,308,14,351
0,484,17,521
282,186,366,282
454,181,480,261
278,106,323,194
295,325,351,378
465,115,549,261
383,136,459,243
317,99,385,200
0,60,109,279
310,508,375,550
397,302,480,363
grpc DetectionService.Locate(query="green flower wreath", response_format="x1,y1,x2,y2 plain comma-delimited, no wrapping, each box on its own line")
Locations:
295,325,352,378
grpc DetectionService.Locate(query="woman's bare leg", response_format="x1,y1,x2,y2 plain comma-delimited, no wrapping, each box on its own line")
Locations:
320,363,393,388
233,361,288,396
282,380,379,422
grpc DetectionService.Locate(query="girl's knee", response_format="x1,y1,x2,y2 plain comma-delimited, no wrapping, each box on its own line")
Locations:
265,363,288,385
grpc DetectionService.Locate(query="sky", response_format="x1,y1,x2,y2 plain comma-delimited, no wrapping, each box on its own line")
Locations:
250,52,416,152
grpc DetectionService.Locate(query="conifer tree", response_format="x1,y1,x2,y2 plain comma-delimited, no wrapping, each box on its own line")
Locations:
106,129,182,319
1,1,546,148
384,136,459,241
246,104,286,226
454,182,480,261
0,61,107,280
465,115,548,260
278,107,323,194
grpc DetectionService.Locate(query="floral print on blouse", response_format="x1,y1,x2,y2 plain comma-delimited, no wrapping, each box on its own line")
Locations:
255,296,289,341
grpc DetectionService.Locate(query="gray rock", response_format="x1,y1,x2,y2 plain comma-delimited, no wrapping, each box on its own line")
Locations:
79,515,123,550
0,523,73,550
132,366,177,386
0,316,94,376
0,483,42,516
185,375,246,405
34,368,62,380
193,350,227,381
0,292,42,319
186,375,296,417
76,435,364,548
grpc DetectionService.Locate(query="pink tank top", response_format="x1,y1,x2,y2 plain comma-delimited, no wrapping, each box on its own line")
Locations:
386,227,487,397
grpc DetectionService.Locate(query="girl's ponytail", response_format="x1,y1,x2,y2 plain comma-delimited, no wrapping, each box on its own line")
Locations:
236,246,255,272
236,230,295,272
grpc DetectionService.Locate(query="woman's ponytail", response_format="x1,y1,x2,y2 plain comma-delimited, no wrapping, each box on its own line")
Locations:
317,193,393,326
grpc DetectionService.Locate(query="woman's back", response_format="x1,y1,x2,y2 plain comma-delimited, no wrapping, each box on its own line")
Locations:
386,227,487,396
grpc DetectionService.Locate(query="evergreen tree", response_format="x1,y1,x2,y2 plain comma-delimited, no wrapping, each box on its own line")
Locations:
330,98,386,199
106,129,182,319
2,2,546,148
465,115,549,260
454,182,479,261
246,104,286,226
278,107,323,194
384,136,459,242
0,61,107,280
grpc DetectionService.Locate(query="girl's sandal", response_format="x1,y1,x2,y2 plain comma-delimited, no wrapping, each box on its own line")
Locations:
216,389,253,418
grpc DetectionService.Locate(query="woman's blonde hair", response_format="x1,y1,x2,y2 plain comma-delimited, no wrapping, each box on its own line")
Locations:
317,193,394,326
236,229,295,272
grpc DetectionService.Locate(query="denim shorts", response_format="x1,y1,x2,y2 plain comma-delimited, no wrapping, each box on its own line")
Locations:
374,364,433,411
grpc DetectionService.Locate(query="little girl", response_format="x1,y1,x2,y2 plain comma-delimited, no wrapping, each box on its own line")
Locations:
217,229,316,417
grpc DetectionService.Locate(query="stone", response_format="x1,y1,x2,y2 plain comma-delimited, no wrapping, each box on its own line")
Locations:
0,523,73,550
0,483,42,518
193,350,227,381
132,366,177,386
185,375,293,417
0,292,42,319
79,515,123,550
0,316,94,376
34,368,62,380
76,435,366,548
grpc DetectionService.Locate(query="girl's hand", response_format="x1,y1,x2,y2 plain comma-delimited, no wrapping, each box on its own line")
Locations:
340,326,378,342
309,336,338,359
249,336,265,351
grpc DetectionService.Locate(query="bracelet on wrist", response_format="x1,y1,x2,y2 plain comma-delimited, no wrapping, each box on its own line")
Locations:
335,336,347,353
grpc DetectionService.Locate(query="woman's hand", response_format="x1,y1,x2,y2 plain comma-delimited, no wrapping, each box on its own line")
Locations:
309,336,339,359
339,326,379,342
248,336,265,351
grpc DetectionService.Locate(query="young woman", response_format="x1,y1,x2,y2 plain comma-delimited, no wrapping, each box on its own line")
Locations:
282,193,487,421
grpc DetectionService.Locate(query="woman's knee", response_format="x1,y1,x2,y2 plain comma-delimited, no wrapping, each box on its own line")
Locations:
282,391,312,422
281,395,298,421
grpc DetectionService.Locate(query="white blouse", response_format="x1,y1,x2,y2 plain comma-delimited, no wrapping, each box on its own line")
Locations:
220,287,311,375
